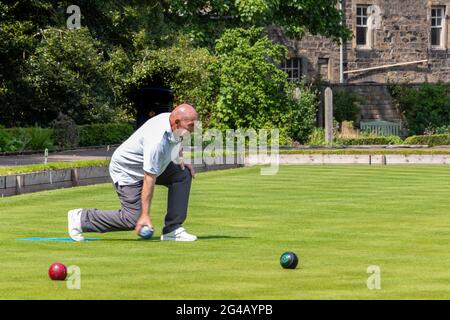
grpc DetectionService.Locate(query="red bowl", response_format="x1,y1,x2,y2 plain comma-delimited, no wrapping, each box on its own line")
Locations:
48,262,67,281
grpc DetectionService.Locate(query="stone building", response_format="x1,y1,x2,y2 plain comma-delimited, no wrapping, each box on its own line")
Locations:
270,0,450,124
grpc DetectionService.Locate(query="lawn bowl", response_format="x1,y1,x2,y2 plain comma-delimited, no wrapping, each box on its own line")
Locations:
139,226,154,240
280,252,299,269
48,262,67,280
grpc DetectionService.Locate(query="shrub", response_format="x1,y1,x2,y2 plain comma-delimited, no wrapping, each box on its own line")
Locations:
0,130,12,152
206,28,289,130
404,134,450,146
333,90,362,124
0,128,30,152
1,123,134,152
435,125,450,134
23,28,115,125
79,123,134,147
1,127,53,152
307,128,327,146
51,113,79,149
122,36,215,121
202,28,317,144
284,83,318,144
25,126,54,150
390,82,450,135
336,135,403,145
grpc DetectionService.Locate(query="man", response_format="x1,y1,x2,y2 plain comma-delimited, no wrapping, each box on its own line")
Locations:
67,103,198,242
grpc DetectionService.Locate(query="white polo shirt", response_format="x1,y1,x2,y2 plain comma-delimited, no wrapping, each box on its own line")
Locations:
109,113,182,186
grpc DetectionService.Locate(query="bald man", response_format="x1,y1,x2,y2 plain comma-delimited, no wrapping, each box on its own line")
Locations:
67,104,198,242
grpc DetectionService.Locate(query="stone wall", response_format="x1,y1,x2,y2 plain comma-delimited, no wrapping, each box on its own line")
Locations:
330,84,402,123
269,0,450,84
0,162,244,197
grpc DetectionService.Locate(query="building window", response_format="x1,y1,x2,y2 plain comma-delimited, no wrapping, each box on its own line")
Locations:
281,58,302,81
431,6,445,48
356,5,369,46
318,58,330,81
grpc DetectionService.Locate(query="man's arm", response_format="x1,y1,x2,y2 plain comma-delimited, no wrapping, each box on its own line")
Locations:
134,171,156,234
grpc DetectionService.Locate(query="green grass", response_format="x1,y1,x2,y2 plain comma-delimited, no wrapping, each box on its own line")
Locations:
1,165,450,299
188,148,450,157
278,148,450,155
0,160,109,176
2,148,450,176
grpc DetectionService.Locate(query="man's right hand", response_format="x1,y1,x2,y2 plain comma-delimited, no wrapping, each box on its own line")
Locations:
135,214,153,234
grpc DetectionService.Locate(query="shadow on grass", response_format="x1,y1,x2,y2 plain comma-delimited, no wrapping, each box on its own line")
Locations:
98,238,159,242
95,235,249,242
197,235,250,240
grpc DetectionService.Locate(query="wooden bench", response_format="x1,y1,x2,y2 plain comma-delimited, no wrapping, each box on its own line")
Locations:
360,120,401,136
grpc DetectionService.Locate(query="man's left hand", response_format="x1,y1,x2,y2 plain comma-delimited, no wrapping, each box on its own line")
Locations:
179,161,195,178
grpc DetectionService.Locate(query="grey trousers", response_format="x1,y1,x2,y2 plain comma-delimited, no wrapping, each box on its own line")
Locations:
80,162,192,235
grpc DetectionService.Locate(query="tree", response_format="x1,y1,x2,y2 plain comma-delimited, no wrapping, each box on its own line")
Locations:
0,0,349,127
163,0,351,47
202,27,317,144
24,28,115,125
121,36,216,118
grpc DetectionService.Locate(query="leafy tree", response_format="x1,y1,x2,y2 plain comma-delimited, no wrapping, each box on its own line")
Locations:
0,0,349,128
164,0,351,47
202,27,317,143
24,27,115,125
206,27,288,129
121,36,216,118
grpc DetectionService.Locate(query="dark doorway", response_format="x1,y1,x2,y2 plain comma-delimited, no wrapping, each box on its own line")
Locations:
135,86,174,129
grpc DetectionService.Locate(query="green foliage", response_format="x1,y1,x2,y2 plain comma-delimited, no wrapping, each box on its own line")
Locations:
307,128,327,146
284,83,318,143
390,83,450,135
435,125,450,134
24,28,115,125
0,1,157,127
203,27,317,144
122,37,216,117
404,134,450,146
24,126,54,150
79,123,134,147
0,130,13,152
0,127,54,152
0,0,351,128
333,90,362,124
165,0,351,47
336,135,403,146
51,113,80,148
208,27,288,128
0,122,133,152
0,130,27,152
305,127,403,146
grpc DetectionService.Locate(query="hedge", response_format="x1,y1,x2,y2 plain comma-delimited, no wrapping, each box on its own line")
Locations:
336,135,403,146
404,134,450,146
0,123,134,152
78,123,135,147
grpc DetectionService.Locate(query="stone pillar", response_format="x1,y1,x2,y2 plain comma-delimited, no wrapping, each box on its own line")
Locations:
71,168,79,187
324,87,334,144
16,175,24,195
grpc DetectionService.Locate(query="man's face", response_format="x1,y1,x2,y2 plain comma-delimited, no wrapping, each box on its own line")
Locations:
175,116,197,138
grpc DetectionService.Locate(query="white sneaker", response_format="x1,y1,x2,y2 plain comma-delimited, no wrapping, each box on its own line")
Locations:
68,209,84,242
161,227,197,242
